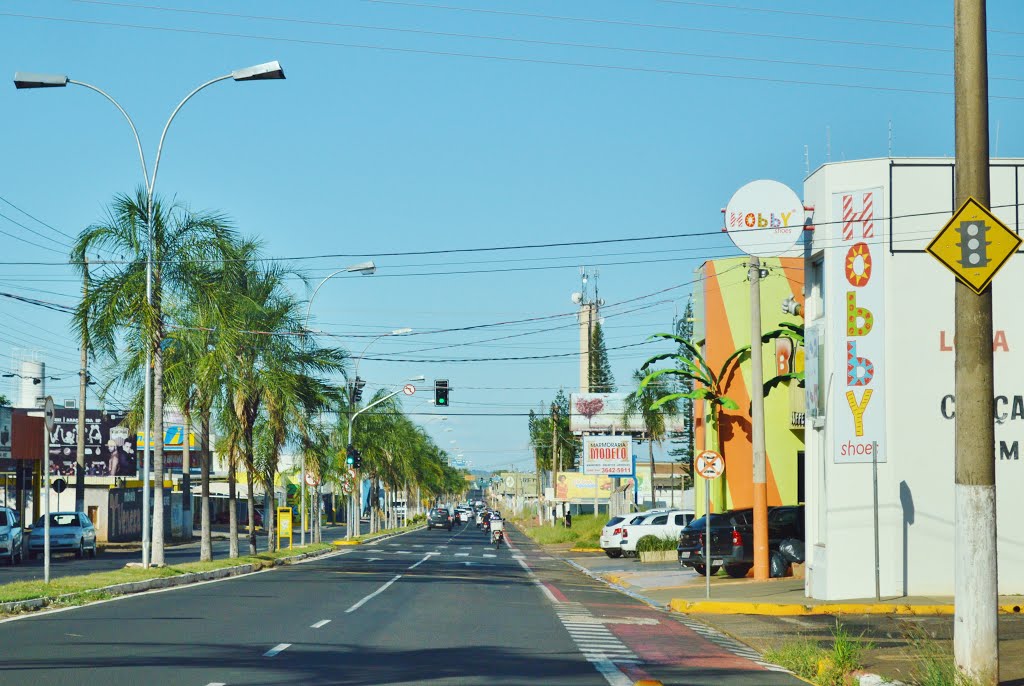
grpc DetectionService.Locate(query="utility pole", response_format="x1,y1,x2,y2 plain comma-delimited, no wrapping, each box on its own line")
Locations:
953,1,998,682
749,256,769,581
75,257,89,513
552,403,559,524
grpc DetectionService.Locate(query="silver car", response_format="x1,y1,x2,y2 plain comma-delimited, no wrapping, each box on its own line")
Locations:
28,512,98,560
0,506,23,565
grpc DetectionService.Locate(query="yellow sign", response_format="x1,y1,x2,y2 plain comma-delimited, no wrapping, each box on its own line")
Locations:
277,506,293,549
553,472,614,501
926,197,1021,295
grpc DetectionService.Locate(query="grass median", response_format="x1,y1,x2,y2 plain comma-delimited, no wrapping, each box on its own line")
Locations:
0,542,333,608
513,514,604,549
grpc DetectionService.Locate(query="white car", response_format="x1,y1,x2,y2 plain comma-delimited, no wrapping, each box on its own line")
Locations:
600,511,666,558
618,510,695,556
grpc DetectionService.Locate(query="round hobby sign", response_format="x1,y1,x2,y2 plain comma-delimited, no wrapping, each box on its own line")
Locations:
724,179,804,257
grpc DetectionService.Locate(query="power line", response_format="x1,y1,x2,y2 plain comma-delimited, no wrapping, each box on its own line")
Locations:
5,11,1024,102
0,195,78,241
64,0,1024,83
355,0,1024,59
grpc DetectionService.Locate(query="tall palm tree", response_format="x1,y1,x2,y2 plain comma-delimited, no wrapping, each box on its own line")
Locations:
73,189,234,566
623,369,681,508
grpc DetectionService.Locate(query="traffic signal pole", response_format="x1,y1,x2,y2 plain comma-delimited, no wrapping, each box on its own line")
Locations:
953,1,999,682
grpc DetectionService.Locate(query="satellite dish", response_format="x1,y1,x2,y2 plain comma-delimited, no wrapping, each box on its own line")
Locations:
571,292,583,304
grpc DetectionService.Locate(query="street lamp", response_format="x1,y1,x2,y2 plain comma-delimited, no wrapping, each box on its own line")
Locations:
299,261,377,544
15,61,285,568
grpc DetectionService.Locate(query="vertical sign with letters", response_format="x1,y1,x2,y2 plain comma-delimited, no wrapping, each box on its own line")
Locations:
833,188,886,463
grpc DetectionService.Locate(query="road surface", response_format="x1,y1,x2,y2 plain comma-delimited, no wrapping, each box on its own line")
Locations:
0,521,801,685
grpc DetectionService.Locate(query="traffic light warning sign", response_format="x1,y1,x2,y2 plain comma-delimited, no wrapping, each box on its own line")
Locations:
927,197,1021,295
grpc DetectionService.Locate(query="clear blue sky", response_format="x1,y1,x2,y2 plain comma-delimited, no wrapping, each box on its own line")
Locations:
1,0,1021,471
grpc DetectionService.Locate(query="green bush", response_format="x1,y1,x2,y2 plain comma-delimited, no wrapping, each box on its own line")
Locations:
635,535,678,553
409,513,426,524
763,620,871,686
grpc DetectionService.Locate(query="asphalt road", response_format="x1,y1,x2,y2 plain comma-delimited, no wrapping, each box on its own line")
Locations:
0,522,369,584
0,521,802,685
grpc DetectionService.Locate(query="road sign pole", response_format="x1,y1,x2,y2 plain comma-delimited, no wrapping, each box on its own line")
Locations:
43,396,55,584
749,256,769,582
953,2,999,682
706,479,711,599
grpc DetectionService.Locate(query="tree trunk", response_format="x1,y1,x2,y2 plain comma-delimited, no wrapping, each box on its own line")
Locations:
182,409,192,541
246,467,257,556
649,437,656,509
152,344,166,566
228,455,238,559
265,468,276,553
199,409,212,562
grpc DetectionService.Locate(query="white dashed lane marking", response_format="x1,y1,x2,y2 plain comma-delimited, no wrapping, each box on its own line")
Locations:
263,643,291,657
310,619,331,629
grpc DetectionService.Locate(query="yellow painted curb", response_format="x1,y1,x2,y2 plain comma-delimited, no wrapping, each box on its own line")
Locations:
605,574,630,587
669,599,1024,616
332,540,361,546
569,547,604,553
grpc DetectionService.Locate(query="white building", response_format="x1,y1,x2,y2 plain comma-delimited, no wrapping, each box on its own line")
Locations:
802,157,1024,600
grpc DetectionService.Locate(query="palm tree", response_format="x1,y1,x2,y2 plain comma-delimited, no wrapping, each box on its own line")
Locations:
623,369,681,508
639,333,749,511
73,189,234,566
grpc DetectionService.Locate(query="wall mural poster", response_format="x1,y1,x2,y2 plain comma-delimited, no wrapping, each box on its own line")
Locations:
832,188,886,464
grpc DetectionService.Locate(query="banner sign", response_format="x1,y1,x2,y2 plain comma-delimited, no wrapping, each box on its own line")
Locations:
832,188,886,463
581,435,633,476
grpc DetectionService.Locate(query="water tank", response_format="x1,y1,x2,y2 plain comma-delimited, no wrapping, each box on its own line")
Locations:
17,360,44,408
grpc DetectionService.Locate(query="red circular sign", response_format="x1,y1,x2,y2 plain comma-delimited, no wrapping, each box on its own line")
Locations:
695,450,725,480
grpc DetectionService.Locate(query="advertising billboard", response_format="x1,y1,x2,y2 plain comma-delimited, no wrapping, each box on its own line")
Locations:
47,409,135,477
581,435,633,476
553,472,613,501
570,393,687,434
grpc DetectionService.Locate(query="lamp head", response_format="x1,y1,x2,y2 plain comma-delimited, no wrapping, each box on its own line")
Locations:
14,72,68,89
231,61,285,81
345,260,376,275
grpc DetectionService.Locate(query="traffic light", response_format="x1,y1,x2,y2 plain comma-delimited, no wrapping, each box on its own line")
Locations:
353,448,363,469
346,443,357,467
434,379,449,406
350,377,366,404
956,221,991,268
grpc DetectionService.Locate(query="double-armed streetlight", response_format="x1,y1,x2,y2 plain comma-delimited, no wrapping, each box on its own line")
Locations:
299,262,377,544
15,61,285,567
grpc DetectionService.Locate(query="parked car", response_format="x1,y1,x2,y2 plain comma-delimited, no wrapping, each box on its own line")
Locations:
0,506,23,565
677,505,805,578
28,512,98,560
600,511,663,558
618,509,695,556
427,507,454,531
214,508,264,528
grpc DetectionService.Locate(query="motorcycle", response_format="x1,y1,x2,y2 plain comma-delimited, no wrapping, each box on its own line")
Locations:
490,521,504,549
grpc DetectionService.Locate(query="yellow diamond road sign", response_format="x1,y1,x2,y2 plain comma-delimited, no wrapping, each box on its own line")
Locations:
926,197,1022,295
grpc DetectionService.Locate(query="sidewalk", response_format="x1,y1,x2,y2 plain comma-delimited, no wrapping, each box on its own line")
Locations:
562,550,1024,685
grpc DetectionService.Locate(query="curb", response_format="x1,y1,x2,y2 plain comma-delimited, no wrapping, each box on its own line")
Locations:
668,599,1024,616
568,547,603,553
0,546,336,617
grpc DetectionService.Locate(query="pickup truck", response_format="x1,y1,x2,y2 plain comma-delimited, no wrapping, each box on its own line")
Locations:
677,505,804,577
618,509,695,556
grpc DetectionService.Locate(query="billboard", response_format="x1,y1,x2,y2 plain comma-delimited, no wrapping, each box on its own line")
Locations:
553,472,613,501
570,393,687,434
581,435,633,476
48,409,135,477
831,188,886,463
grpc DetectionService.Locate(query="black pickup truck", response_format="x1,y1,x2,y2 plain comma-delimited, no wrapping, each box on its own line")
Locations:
677,505,804,578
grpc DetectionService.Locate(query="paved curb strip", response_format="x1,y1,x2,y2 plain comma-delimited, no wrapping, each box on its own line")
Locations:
332,524,427,547
568,547,604,553
668,599,1024,616
0,547,336,616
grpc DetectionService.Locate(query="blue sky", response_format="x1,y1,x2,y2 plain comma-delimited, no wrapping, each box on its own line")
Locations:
1,0,1022,471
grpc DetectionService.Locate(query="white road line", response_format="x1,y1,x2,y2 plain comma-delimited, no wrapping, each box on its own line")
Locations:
408,554,433,570
310,619,331,629
454,553,469,557
483,553,496,558
345,574,402,613
263,643,291,657
535,580,559,604
204,683,226,686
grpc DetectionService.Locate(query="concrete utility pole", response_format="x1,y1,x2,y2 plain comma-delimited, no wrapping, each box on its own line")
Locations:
953,1,999,682
75,258,89,513
749,256,769,581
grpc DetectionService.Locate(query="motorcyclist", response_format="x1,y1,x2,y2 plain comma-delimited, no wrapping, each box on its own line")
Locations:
489,512,504,546
481,510,492,533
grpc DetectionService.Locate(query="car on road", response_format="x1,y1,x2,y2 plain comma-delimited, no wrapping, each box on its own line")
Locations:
618,509,695,557
600,511,661,558
28,512,98,560
0,506,23,565
677,505,805,578
427,507,454,531
456,508,472,523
